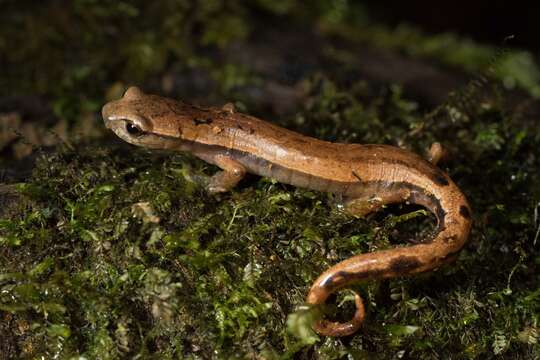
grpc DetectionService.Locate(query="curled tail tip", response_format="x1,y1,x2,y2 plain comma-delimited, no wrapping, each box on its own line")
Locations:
309,290,366,337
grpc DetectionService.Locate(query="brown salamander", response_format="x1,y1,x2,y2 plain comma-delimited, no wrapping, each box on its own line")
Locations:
102,87,472,337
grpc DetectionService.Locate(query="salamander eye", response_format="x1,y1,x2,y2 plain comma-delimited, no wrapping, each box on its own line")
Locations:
125,122,143,136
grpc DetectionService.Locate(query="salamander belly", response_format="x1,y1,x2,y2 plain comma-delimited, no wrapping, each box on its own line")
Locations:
231,148,350,193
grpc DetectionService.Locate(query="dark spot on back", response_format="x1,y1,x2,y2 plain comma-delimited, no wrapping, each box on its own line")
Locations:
356,268,387,280
194,117,213,125
390,256,422,274
432,170,450,186
459,205,471,220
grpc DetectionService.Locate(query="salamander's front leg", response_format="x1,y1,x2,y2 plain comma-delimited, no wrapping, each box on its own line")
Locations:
207,156,246,193
193,152,246,193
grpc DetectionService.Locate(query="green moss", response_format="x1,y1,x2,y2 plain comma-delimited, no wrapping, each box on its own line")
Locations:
3,74,540,357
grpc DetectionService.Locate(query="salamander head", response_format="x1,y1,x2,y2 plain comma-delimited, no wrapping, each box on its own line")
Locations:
101,86,205,150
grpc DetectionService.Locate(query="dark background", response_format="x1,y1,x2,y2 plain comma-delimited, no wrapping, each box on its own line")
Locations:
367,2,538,50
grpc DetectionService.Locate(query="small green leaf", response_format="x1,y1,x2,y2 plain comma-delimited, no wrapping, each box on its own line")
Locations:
29,257,54,277
287,306,320,345
384,324,420,337
47,324,71,338
268,192,292,204
95,184,115,194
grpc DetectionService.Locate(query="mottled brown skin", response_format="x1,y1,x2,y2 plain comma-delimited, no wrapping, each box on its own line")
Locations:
102,87,472,337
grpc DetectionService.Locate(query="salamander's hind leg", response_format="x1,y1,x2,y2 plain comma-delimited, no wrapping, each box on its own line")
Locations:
427,142,449,166
207,168,245,193
340,195,384,217
205,155,246,193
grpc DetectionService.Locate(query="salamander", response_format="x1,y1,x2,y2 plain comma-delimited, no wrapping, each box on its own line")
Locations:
102,86,472,337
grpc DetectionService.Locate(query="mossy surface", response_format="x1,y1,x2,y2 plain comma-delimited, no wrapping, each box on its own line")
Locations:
1,2,540,359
